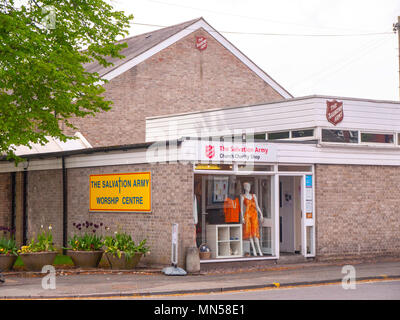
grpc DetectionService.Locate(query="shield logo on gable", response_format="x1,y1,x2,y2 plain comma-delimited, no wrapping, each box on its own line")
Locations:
205,145,215,159
196,36,207,51
326,100,344,126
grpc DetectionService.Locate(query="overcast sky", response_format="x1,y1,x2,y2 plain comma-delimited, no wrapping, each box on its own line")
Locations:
110,0,400,101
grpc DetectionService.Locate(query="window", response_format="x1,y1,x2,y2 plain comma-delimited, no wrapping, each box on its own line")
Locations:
194,174,275,258
292,129,314,138
268,131,289,140
253,133,266,140
321,129,358,143
361,133,394,144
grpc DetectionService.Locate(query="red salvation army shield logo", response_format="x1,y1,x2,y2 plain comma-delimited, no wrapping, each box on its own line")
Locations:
326,100,344,126
205,145,215,159
196,36,207,51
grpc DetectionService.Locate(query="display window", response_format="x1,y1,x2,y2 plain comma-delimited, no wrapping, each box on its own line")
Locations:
194,174,275,259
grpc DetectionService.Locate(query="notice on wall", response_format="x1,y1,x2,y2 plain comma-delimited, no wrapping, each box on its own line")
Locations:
305,175,313,219
89,172,151,212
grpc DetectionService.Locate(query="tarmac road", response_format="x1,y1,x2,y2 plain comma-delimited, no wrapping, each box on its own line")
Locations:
131,279,400,300
1,259,400,300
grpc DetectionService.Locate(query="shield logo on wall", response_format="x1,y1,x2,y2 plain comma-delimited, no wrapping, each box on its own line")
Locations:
326,100,344,126
205,145,215,159
196,36,207,51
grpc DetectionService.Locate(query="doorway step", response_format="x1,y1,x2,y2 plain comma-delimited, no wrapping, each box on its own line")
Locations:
277,253,311,264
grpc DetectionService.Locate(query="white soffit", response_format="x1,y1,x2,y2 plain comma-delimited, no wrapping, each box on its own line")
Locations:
101,19,292,99
13,132,92,156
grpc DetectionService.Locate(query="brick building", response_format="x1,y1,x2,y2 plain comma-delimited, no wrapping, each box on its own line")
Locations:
1,19,399,269
65,17,291,147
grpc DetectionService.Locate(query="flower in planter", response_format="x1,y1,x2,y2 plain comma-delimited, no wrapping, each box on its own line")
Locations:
103,231,150,261
65,220,108,251
18,226,56,253
0,236,18,256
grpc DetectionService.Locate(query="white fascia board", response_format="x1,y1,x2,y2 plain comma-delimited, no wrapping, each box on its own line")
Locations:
101,19,292,99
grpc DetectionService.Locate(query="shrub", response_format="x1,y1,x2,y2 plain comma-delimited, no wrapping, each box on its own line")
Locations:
104,232,149,261
19,226,56,253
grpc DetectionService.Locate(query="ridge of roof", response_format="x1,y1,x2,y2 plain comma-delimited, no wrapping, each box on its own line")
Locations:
84,17,202,77
84,17,292,98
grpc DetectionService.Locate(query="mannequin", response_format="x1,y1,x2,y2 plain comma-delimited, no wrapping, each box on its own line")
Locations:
240,182,263,256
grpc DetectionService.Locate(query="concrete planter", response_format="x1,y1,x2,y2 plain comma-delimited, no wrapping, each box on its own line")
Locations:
20,252,57,271
0,254,18,271
105,252,143,270
67,250,104,268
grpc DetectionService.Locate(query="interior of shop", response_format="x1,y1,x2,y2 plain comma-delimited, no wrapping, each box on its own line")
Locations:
194,170,311,261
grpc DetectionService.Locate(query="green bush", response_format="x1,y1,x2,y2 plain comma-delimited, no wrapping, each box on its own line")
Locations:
104,232,149,261
66,233,104,251
19,229,56,253
0,237,18,256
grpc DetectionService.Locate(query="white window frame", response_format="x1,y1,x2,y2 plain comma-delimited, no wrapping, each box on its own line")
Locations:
359,131,395,146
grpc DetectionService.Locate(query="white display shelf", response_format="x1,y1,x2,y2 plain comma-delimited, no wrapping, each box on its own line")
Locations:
206,224,243,258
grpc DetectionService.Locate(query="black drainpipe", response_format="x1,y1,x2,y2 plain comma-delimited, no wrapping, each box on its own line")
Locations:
62,156,68,255
10,172,16,237
22,169,28,245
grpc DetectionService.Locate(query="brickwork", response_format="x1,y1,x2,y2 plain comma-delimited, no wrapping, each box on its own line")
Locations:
66,29,284,146
27,170,63,246
0,173,11,230
67,162,194,267
23,162,194,267
315,164,400,260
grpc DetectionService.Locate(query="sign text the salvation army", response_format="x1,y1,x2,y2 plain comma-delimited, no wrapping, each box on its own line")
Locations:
89,172,151,212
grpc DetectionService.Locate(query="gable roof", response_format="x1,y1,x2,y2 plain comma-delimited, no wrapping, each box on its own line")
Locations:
84,18,202,77
85,17,292,99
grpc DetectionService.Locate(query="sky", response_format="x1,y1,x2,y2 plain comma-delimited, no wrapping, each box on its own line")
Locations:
109,0,400,101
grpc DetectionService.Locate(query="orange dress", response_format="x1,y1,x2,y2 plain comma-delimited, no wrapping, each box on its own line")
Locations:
242,194,260,240
224,197,240,223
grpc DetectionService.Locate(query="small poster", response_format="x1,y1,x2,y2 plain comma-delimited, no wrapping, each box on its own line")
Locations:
305,175,312,187
213,177,229,203
306,200,313,213
306,187,313,200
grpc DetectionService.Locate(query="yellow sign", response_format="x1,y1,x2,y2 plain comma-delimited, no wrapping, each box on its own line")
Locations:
89,172,151,212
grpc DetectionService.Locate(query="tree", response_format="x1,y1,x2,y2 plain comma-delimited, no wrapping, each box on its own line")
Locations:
0,0,133,161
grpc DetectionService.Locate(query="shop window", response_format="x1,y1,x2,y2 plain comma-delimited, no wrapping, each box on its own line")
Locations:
268,131,290,140
291,129,314,138
321,129,358,143
195,174,274,259
361,132,394,144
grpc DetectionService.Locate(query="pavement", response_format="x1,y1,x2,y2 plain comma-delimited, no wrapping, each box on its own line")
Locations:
1,257,400,299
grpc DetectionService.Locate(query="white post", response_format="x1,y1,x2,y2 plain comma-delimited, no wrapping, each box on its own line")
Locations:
274,174,280,258
171,223,179,267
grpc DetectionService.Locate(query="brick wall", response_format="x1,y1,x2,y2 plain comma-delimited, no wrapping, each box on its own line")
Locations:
24,162,194,267
315,164,400,260
66,29,284,147
67,162,194,267
0,173,11,231
27,170,63,246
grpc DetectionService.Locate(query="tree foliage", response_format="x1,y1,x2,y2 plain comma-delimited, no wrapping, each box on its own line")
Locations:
0,0,133,160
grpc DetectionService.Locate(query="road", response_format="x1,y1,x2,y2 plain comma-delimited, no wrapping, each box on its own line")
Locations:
128,279,400,300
